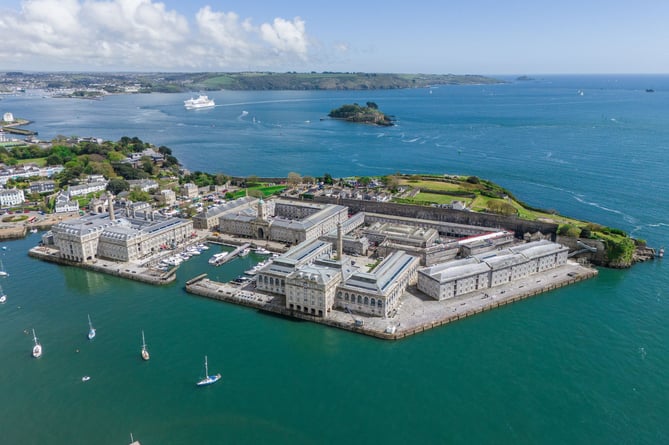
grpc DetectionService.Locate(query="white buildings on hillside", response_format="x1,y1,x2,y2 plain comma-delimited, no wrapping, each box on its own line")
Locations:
0,188,25,207
68,180,108,197
0,164,64,185
54,191,79,213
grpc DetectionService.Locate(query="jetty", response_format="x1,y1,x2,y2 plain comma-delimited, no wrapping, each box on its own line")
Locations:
212,243,251,266
185,260,598,340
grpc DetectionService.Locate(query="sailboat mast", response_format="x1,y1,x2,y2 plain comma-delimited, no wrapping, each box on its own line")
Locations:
204,355,208,375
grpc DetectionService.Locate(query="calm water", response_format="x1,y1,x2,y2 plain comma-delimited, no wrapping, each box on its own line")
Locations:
1,75,668,444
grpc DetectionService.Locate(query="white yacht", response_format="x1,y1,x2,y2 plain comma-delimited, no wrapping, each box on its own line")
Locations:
208,252,228,265
184,95,215,110
196,355,221,387
32,329,42,358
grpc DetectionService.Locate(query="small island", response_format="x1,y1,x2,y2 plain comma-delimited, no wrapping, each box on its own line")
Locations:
328,102,394,126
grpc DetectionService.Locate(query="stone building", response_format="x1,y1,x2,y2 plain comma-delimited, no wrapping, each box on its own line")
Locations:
218,198,348,246
42,206,193,263
181,182,199,198
417,240,570,301
285,262,344,317
256,239,333,295
159,189,177,206
193,196,256,230
335,250,420,318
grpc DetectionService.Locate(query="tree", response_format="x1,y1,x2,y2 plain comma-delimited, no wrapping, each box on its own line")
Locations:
214,173,229,186
323,173,334,185
287,172,302,188
366,101,378,109
107,178,130,194
248,189,264,198
128,188,151,203
383,175,400,192
246,175,260,187
358,176,372,187
46,154,62,166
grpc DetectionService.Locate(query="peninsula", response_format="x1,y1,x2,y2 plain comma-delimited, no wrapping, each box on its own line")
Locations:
0,126,655,339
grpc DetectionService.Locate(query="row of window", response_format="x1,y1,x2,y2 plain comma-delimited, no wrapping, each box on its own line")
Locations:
337,292,384,308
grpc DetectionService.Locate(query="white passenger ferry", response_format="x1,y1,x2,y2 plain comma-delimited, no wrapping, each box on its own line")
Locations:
184,95,215,110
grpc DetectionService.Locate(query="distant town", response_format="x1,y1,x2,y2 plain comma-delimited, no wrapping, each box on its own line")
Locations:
0,71,503,98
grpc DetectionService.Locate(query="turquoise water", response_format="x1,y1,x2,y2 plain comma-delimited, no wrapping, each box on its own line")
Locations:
1,76,668,444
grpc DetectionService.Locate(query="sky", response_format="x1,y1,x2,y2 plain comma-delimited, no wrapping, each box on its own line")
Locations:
0,0,668,74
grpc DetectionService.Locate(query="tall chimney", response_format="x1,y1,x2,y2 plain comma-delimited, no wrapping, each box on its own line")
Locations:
108,194,115,221
337,222,343,261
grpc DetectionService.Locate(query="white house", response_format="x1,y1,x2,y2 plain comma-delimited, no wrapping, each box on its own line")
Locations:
54,191,79,213
0,188,25,207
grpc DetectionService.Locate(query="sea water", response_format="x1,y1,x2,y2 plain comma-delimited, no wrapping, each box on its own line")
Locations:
0,75,668,444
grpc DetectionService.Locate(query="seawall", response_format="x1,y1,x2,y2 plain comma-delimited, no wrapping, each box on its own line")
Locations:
185,262,598,340
28,246,177,285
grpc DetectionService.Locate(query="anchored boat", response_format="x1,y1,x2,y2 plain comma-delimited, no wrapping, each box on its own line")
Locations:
196,355,221,387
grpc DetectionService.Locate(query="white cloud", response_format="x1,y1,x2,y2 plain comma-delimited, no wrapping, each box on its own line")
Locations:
0,0,312,71
259,17,308,58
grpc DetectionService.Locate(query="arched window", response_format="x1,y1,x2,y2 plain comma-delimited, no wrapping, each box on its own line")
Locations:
370,298,376,307
364,296,369,305
337,291,343,299
357,295,362,304
269,277,274,285
344,293,349,301
377,299,383,308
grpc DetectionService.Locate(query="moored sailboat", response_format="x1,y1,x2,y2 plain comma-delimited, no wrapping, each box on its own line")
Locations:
196,355,221,386
0,283,6,304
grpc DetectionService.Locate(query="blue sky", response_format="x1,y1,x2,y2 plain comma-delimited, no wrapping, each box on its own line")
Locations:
0,0,667,74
